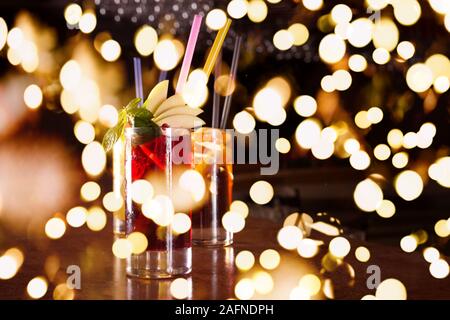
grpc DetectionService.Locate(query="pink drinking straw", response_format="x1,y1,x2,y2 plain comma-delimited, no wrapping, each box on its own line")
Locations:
175,14,203,94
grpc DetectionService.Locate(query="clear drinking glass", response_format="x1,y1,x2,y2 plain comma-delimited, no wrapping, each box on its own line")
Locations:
125,127,192,278
113,137,126,235
192,127,233,246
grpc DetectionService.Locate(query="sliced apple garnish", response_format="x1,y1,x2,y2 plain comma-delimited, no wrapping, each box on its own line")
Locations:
155,115,205,128
153,94,186,117
143,80,169,114
154,106,203,122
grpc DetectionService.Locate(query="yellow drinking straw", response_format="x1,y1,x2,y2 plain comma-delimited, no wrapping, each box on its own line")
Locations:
203,19,232,80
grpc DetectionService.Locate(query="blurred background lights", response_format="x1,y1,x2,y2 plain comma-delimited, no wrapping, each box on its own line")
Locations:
86,206,107,231
259,249,280,270
349,150,371,170
66,206,87,228
273,29,294,51
397,41,415,60
302,0,323,11
82,141,106,176
60,60,82,91
297,239,319,258
406,63,433,93
27,277,48,299
64,3,82,25
277,226,303,250
134,25,158,56
428,157,450,188
98,104,119,128
222,211,245,233
295,118,322,149
205,9,227,31
332,70,352,91
393,0,421,26
374,144,390,161
7,27,23,49
45,217,66,239
372,48,390,65
102,192,123,212
0,17,7,51
375,278,407,300
79,11,97,34
423,247,440,263
434,219,450,238
387,129,404,149
179,169,205,202
249,180,274,205
329,236,351,258
429,259,449,279
154,39,182,71
235,250,255,271
429,0,450,14
253,271,274,295
170,278,191,300
400,235,417,253
434,76,450,93
80,181,101,202
112,238,132,259
289,286,310,300
298,274,321,296
74,120,95,144
53,283,75,300
101,39,121,62
321,75,335,92
275,138,291,154
172,213,191,234
353,179,383,212
148,195,175,227
344,138,360,155
287,23,309,46
395,170,423,201
376,199,396,218
24,84,43,109
372,18,399,51
402,132,418,149
355,246,370,262
235,278,255,300
354,111,371,129
347,18,373,48
311,138,334,160
331,4,352,24
227,0,248,19
0,248,24,280
319,34,346,64
367,107,383,124
127,232,148,254
230,200,249,219
367,0,389,10
348,54,367,72
233,110,255,134
392,152,409,169
247,0,268,23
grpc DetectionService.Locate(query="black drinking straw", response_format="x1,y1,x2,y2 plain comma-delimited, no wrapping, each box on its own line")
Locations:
220,35,242,129
211,51,222,128
133,57,144,103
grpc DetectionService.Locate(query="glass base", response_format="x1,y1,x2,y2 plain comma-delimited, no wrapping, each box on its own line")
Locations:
193,238,233,247
192,228,233,247
126,247,192,279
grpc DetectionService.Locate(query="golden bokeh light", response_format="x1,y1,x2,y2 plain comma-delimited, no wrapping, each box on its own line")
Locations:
372,18,399,51
131,179,154,204
179,169,206,202
295,118,322,149
53,283,75,300
172,213,191,234
227,0,248,19
82,142,107,176
329,236,351,258
66,206,88,228
80,181,101,202
294,95,317,117
127,232,148,254
429,259,449,279
333,69,352,91
298,274,321,296
403,132,417,149
60,60,82,91
112,238,132,259
230,200,249,219
376,199,396,218
289,286,311,300
397,41,415,60
319,34,346,64
387,129,403,149
0,17,7,51
374,144,391,161
423,247,440,263
372,48,391,65
400,235,417,253
74,120,95,144
170,278,191,299
233,111,256,134
0,248,24,280
349,150,371,170
86,206,107,231
367,0,389,10
393,0,421,26
355,246,370,262
288,23,309,46
253,271,274,295
154,39,183,71
45,217,66,240
235,250,255,271
143,195,174,227
98,104,119,128
102,192,123,212
321,75,335,92
392,152,409,169
253,87,282,121
367,107,383,124
64,3,82,25
429,0,450,14
434,76,450,93
348,54,367,72
434,219,450,237
428,156,450,188
222,211,246,233
297,238,320,258
249,180,274,205
354,111,371,129
375,278,407,300
27,277,48,299
134,25,158,56
275,138,291,154
7,27,23,49
234,278,255,300
247,0,268,23
395,170,423,201
24,84,43,109
273,29,294,51
259,249,280,270
347,18,373,48
406,63,433,93
344,138,360,155
79,11,97,34
311,138,334,160
353,179,383,212
101,39,121,62
302,0,323,11
331,4,352,24
206,9,227,31
277,226,303,250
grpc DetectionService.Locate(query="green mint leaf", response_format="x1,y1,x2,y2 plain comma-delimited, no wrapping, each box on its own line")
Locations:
125,98,142,111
